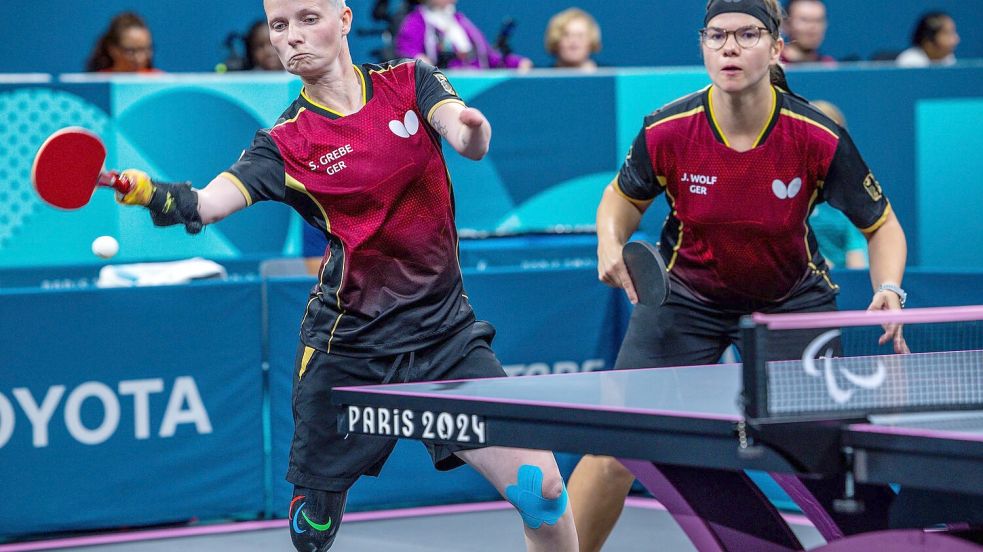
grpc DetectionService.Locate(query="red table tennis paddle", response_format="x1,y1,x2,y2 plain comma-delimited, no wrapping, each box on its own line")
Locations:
622,240,670,306
31,127,131,210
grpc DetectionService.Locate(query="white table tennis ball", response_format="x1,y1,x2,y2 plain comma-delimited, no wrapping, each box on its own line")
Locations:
91,235,119,259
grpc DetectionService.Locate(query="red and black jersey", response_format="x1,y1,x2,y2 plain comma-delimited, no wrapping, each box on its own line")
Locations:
617,86,890,311
224,60,472,356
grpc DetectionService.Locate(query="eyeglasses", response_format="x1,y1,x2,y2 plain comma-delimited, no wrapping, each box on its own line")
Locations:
699,26,771,50
118,45,153,57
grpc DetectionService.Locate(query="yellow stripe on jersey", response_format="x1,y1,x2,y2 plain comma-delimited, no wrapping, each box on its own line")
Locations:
803,189,839,291
219,171,253,207
859,202,893,234
752,86,777,148
273,107,306,129
664,186,684,271
779,109,839,139
300,88,345,117
368,59,416,75
285,174,331,234
613,176,653,207
645,106,705,131
707,86,777,148
354,65,368,105
427,98,466,123
300,66,368,117
287,172,348,353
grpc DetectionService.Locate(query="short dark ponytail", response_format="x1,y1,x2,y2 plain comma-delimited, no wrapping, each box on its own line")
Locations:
912,11,951,47
769,64,792,92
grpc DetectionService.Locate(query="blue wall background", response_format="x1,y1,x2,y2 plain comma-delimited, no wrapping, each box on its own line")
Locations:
1,1,980,74
1,67,981,268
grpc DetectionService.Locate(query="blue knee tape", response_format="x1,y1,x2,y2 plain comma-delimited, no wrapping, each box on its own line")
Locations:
505,464,568,529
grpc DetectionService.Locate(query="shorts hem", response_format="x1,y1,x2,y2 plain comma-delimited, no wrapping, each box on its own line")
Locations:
286,469,358,493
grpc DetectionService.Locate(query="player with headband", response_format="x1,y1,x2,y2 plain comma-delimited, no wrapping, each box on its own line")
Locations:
567,0,909,550
114,0,577,550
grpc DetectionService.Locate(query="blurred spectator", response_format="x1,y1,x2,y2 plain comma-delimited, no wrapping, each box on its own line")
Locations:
395,0,532,70
809,100,867,269
781,0,835,64
245,20,284,71
85,12,162,73
896,12,960,67
545,8,602,71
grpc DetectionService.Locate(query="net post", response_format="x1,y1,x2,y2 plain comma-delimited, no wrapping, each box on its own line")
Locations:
739,315,768,420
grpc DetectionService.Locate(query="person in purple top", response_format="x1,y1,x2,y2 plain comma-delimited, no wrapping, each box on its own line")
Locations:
395,0,532,70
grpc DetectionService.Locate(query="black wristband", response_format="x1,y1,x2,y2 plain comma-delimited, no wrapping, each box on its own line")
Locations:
147,182,203,234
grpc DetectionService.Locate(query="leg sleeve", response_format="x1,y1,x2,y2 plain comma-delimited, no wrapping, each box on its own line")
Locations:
288,486,347,551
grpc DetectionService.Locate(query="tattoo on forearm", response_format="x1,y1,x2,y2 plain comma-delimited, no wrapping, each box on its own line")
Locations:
432,118,449,137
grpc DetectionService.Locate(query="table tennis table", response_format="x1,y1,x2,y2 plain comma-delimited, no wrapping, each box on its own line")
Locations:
333,307,983,551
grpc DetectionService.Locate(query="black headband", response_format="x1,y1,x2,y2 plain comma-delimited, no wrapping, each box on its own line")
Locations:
704,0,780,34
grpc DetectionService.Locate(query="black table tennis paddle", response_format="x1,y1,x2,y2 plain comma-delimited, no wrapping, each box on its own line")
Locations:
622,241,670,306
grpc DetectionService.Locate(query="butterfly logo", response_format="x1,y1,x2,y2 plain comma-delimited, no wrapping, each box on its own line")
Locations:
389,110,420,138
772,177,802,199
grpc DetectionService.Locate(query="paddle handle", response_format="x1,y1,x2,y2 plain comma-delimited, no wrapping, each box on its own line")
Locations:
97,171,132,195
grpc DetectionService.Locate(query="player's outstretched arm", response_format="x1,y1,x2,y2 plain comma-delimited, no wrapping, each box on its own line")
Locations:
116,170,248,233
865,209,909,353
596,181,648,304
195,175,249,224
429,102,491,160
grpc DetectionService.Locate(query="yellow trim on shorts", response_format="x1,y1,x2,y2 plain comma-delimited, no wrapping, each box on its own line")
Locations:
298,345,316,380
219,171,253,207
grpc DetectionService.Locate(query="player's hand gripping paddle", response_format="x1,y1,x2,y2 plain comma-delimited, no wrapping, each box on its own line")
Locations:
31,127,131,210
622,241,670,306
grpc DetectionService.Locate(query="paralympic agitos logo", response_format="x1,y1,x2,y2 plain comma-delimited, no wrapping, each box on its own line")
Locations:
802,330,887,404
290,495,333,534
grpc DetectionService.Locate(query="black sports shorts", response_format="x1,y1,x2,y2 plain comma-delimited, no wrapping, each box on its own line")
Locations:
615,284,840,370
286,320,505,492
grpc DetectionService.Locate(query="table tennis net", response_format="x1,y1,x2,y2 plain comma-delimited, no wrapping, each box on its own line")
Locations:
749,307,983,418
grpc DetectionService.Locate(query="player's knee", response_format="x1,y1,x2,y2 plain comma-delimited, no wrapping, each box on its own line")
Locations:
289,486,347,552
540,472,566,501
596,455,633,483
506,465,569,529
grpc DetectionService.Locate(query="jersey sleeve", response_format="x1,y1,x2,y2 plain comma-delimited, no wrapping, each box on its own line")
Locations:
822,129,890,233
414,60,465,123
223,129,286,205
614,126,661,202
